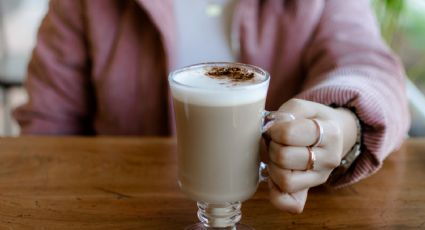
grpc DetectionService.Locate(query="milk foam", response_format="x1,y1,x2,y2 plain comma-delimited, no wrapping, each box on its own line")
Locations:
170,66,269,106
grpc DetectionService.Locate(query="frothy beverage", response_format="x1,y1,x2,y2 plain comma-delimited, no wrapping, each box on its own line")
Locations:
169,63,269,204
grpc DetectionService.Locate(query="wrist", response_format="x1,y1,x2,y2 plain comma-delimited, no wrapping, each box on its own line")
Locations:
335,107,359,157
327,107,362,185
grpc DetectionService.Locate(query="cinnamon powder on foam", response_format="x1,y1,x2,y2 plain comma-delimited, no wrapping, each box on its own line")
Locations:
206,66,255,83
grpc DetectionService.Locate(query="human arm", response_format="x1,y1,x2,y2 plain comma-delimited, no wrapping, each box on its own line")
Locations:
266,0,410,212
13,0,94,135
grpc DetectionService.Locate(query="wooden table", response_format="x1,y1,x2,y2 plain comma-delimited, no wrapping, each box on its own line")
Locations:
0,137,424,229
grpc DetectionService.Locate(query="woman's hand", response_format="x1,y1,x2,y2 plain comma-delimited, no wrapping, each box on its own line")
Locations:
265,99,358,213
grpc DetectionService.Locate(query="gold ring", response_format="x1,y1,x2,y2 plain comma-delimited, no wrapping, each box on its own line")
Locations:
306,147,316,171
310,119,323,147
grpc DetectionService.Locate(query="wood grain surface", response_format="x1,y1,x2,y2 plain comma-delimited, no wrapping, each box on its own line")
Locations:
0,137,424,229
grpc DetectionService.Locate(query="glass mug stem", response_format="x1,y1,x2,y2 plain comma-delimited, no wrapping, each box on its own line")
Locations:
196,202,242,230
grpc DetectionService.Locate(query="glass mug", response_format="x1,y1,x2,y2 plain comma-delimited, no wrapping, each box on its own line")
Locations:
169,62,281,230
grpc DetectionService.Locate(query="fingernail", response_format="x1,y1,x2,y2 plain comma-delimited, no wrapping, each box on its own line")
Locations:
263,120,275,132
269,112,296,122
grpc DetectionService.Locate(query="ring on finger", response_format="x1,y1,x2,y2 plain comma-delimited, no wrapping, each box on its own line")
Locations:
310,119,324,147
305,147,316,171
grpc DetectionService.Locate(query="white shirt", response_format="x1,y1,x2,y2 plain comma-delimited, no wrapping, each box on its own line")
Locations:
174,0,238,69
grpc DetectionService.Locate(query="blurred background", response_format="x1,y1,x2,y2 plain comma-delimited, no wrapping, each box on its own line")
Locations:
0,0,48,135
0,0,424,136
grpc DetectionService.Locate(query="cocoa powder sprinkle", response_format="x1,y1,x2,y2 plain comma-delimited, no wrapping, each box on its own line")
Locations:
206,66,255,82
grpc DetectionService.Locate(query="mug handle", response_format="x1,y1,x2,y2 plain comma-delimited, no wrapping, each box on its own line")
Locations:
259,111,296,183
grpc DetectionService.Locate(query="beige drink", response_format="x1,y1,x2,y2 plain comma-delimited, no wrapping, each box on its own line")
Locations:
174,98,265,203
170,63,269,204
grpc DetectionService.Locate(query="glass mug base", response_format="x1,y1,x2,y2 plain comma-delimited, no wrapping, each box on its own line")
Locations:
184,202,255,230
185,223,253,230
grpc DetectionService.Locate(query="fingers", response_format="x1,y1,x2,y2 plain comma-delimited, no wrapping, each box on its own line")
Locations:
269,141,340,171
265,99,346,213
268,162,330,193
267,119,340,147
269,180,308,214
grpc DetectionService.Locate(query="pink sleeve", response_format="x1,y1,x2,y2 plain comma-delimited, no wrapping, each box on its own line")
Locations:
13,0,93,135
297,0,410,187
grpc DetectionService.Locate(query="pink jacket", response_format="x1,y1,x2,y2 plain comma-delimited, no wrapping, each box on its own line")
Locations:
14,0,410,187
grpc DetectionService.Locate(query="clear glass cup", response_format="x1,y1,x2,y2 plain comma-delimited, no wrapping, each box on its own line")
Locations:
169,62,271,230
